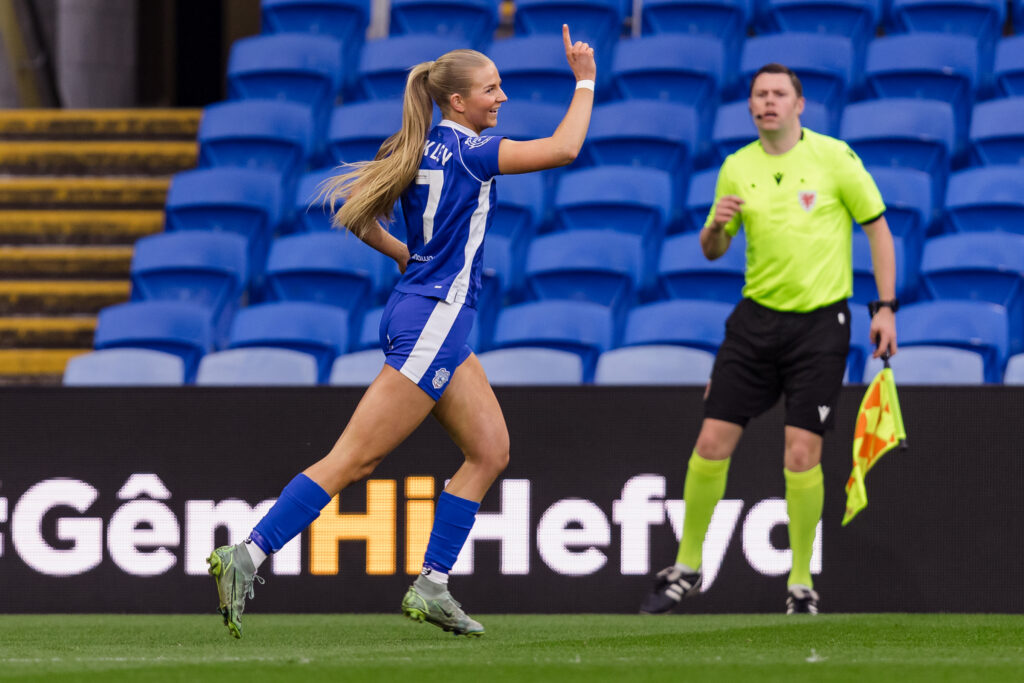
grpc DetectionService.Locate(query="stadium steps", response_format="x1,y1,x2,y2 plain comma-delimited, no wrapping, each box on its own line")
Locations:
0,108,201,384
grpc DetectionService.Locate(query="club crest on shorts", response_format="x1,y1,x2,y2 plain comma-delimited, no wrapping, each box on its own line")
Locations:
798,191,817,212
432,368,451,390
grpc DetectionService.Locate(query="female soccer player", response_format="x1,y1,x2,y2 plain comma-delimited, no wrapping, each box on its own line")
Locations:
208,25,596,639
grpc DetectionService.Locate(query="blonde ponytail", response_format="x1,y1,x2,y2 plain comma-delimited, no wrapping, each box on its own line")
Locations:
321,49,492,240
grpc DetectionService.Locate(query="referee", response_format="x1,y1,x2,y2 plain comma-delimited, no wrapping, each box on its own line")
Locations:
640,63,898,615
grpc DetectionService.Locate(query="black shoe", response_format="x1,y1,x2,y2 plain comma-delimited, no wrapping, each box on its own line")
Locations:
639,565,703,614
786,585,820,615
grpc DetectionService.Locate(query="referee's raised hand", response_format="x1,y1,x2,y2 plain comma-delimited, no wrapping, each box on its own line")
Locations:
563,24,596,82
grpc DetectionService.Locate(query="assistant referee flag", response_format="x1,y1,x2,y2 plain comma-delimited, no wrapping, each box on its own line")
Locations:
843,363,907,526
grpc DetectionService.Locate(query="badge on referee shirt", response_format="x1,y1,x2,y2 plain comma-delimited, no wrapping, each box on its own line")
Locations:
798,191,817,212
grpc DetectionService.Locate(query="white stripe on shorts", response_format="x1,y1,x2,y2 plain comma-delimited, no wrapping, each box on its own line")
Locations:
399,298,464,385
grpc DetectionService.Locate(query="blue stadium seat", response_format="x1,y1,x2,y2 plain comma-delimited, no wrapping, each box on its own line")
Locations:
490,171,547,241
1005,352,1024,384
357,36,470,100
164,168,284,280
865,165,933,239
263,232,390,332
63,349,186,387
490,101,564,140
130,231,249,346
581,100,700,174
329,349,387,385
477,348,585,385
611,35,730,109
227,301,349,382
658,232,746,303
93,302,215,383
994,36,1024,97
920,231,1024,353
290,167,407,245
524,230,645,314
847,302,872,383
851,231,909,304
226,33,344,138
622,299,732,353
514,0,624,58
261,0,370,86
710,100,834,162
942,166,1024,235
861,346,985,384
896,300,1009,382
683,167,718,232
594,345,717,385
389,0,499,48
490,300,616,382
325,100,404,164
968,98,1024,167
641,0,752,51
195,347,320,386
840,98,955,204
197,99,316,182
353,305,384,351
887,0,1004,48
480,233,518,307
740,33,855,128
757,0,881,49
489,36,576,107
553,166,674,239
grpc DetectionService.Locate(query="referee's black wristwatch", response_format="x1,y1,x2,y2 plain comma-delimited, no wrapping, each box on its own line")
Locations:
867,299,899,316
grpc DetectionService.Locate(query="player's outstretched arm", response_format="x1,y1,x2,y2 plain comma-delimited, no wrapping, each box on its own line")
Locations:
497,24,596,174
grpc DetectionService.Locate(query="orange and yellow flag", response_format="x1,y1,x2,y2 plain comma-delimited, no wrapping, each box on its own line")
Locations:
843,365,907,526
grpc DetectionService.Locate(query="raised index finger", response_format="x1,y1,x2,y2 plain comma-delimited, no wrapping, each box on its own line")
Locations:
563,24,572,52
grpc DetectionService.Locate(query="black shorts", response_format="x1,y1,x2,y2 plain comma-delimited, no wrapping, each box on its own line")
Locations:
704,298,850,434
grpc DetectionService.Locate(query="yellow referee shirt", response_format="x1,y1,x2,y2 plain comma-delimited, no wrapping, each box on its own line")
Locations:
707,128,886,312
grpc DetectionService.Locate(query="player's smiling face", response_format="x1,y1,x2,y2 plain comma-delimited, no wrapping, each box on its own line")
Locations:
456,61,507,134
749,72,804,134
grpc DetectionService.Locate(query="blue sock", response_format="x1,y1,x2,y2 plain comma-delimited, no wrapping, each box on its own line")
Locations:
249,474,331,554
422,492,479,574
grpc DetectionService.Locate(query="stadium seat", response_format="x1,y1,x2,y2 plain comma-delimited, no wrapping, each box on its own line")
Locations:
263,232,390,339
553,166,674,239
227,301,350,383
524,230,645,314
581,100,700,174
325,100,404,164
164,168,283,281
740,33,854,128
63,349,186,387
197,99,316,182
622,299,732,353
920,232,1024,354
640,0,752,51
389,0,499,48
968,98,1024,167
887,0,1004,49
490,300,616,382
489,36,577,108
847,302,872,383
840,98,955,204
611,34,730,109
225,33,344,138
658,232,746,303
357,36,470,100
290,167,407,246
130,231,249,346
351,305,384,351
756,0,881,49
710,100,834,163
851,231,909,304
594,345,716,385
329,349,387,385
513,0,624,58
489,171,547,241
862,346,985,384
1004,353,1024,384
994,36,1024,98
477,347,585,385
261,0,370,86
865,165,933,239
195,347,319,386
942,166,1024,235
490,101,564,141
93,302,215,383
896,300,1010,382
683,167,718,232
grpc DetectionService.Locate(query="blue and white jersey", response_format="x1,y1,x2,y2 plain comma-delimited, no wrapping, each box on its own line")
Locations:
396,120,503,308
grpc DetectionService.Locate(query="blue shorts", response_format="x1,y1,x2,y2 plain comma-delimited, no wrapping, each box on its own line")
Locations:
380,291,476,400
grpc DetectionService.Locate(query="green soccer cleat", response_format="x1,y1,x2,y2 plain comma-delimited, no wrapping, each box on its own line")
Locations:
401,577,485,637
207,542,264,639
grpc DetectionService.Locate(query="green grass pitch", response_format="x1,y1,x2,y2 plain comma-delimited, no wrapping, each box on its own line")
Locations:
1,614,1023,682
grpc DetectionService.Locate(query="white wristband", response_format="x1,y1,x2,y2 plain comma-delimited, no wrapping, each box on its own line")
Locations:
575,79,595,92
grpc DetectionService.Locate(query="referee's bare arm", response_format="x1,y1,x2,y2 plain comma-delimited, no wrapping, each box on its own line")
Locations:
701,195,744,260
861,214,898,357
